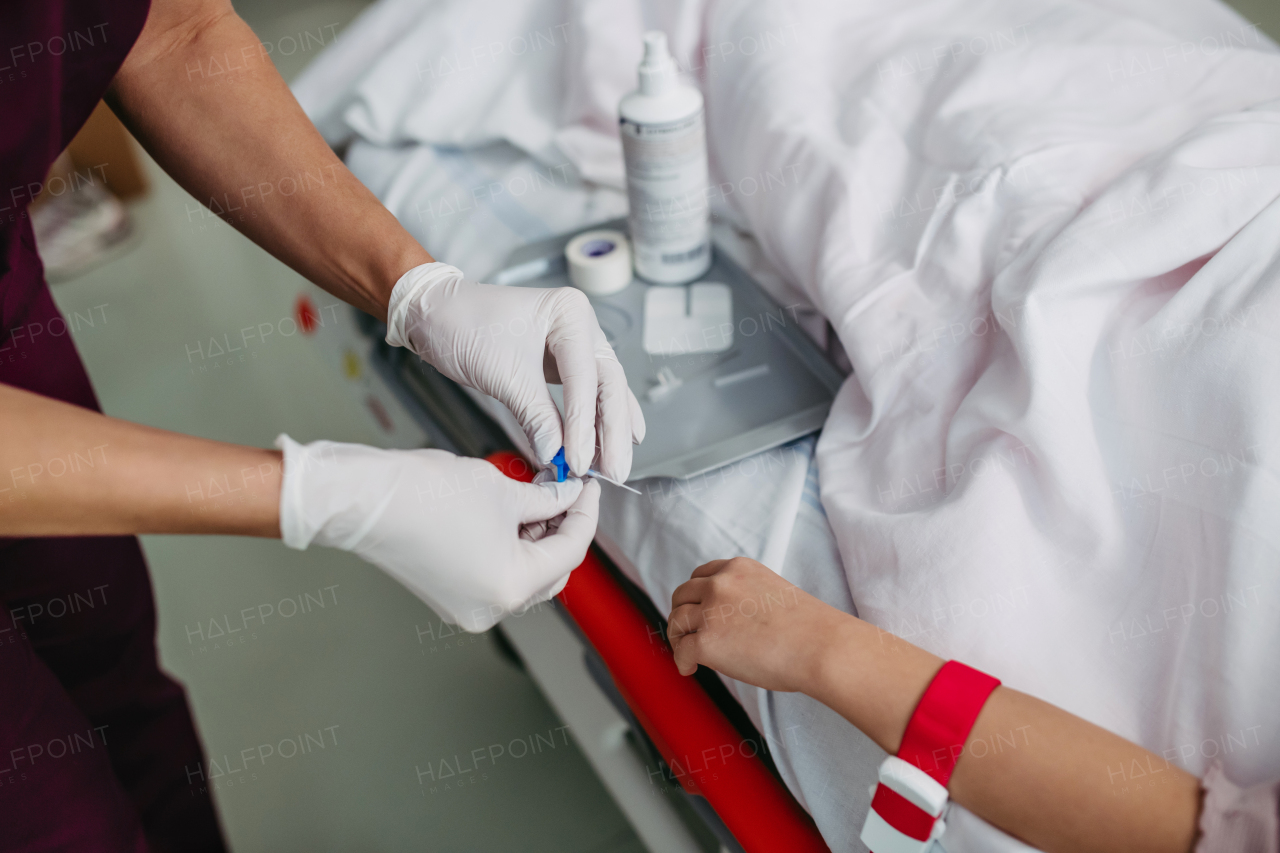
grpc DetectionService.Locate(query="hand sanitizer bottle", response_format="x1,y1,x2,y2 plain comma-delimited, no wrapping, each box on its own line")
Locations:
619,32,712,285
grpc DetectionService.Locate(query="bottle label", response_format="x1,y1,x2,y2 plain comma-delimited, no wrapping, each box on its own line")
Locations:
621,111,711,282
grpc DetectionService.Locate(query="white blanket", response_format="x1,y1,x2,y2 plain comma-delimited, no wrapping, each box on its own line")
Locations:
296,1,1280,849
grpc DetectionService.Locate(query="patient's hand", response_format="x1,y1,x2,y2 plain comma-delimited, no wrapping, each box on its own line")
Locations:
667,557,848,692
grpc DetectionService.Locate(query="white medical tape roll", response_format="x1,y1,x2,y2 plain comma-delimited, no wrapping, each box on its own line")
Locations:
565,230,633,296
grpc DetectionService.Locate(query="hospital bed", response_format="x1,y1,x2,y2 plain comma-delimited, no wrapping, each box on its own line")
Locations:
293,2,1280,847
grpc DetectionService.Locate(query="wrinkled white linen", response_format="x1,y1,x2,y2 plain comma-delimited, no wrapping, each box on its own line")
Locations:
296,1,1280,850
712,0,1280,786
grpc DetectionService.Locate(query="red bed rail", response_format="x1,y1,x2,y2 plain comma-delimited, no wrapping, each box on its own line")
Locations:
489,451,830,853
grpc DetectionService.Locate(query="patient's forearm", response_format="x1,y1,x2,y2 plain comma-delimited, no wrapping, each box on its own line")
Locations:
0,384,280,537
107,0,432,320
809,620,1201,853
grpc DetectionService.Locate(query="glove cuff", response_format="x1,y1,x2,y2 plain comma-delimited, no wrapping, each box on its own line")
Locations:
275,433,326,550
384,261,465,352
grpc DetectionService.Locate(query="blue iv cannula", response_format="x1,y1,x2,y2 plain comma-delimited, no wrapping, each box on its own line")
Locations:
550,447,641,495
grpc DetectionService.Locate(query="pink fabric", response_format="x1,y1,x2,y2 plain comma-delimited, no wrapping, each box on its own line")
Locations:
1197,762,1280,853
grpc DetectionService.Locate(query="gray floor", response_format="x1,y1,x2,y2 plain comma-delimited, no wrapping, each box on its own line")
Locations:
47,2,644,852
1228,0,1280,43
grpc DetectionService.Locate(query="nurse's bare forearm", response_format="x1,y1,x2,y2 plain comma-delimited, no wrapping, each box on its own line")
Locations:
0,384,280,537
809,620,1201,853
106,0,432,320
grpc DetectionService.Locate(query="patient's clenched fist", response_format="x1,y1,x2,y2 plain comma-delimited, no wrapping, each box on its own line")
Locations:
666,557,844,694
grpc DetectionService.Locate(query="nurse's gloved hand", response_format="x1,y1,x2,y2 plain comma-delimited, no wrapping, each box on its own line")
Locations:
275,435,600,632
384,262,645,481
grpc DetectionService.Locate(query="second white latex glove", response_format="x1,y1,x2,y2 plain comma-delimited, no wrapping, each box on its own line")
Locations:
276,434,600,633
385,262,645,481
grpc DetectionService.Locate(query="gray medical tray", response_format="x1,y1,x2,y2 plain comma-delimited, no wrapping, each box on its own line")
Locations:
490,220,843,481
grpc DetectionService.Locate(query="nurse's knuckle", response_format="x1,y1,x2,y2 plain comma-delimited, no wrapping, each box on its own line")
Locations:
554,286,592,315
597,378,624,403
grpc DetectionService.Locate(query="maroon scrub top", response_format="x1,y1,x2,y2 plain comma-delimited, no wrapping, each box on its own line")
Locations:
2,4,227,851
1,2,147,403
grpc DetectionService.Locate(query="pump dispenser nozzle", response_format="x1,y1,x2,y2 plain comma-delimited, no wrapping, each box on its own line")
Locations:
638,31,677,95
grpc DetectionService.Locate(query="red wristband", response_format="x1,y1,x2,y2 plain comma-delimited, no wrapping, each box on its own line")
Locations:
897,660,1001,786
862,660,1001,852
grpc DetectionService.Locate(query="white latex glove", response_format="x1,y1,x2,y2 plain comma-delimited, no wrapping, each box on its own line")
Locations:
276,434,600,632
384,262,646,481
